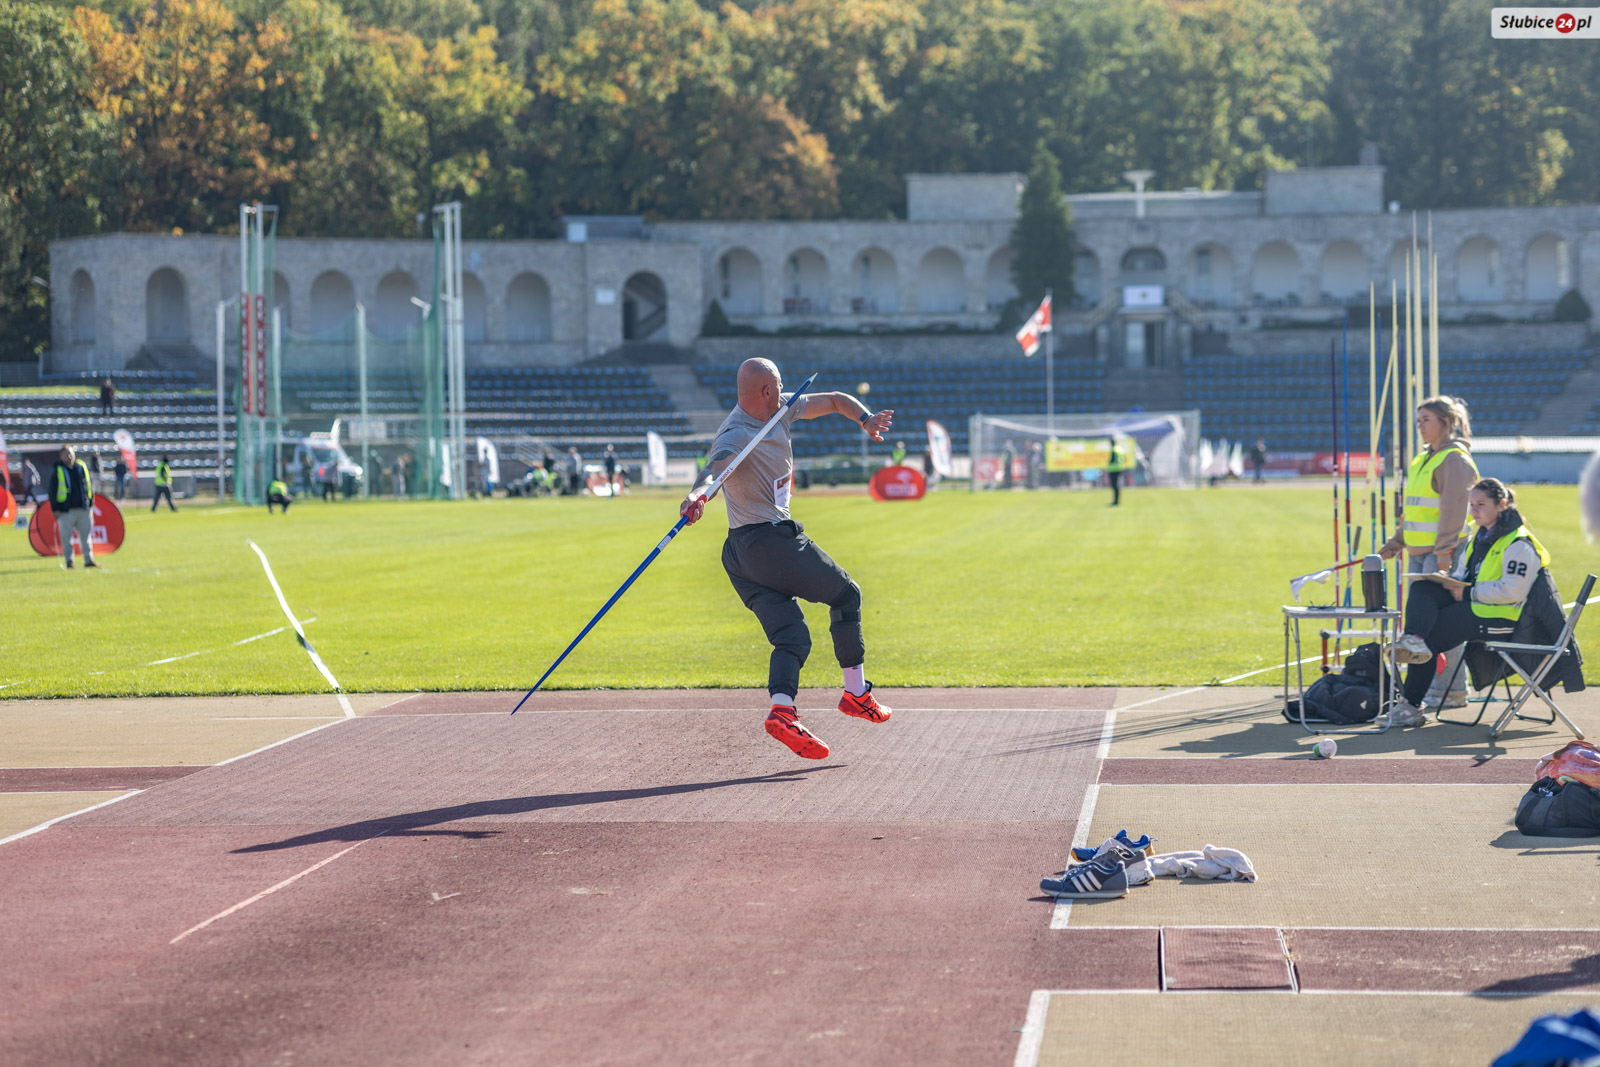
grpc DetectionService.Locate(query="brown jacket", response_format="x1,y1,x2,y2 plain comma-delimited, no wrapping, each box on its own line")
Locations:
1381,435,1477,558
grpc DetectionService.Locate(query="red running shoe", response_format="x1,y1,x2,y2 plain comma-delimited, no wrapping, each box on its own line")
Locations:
765,705,830,760
838,683,891,723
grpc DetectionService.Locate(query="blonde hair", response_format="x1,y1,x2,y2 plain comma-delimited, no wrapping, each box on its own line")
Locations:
1419,395,1472,442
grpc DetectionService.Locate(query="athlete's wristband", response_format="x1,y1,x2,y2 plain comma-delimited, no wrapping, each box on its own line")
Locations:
859,411,871,425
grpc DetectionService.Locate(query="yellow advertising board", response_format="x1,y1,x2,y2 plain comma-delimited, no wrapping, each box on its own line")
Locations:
1046,437,1115,472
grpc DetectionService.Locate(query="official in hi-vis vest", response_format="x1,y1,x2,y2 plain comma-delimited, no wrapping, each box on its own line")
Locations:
1385,478,1546,727
1379,396,1479,709
151,454,177,512
1105,436,1132,507
48,444,97,569
267,478,293,514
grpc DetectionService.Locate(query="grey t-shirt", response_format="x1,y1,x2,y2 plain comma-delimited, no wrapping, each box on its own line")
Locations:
710,393,814,527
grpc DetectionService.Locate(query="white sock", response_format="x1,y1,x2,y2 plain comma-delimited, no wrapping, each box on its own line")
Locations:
842,665,866,697
770,693,796,708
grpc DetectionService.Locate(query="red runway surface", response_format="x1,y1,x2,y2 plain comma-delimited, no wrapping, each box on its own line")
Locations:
6,689,1596,1065
2,691,1104,1066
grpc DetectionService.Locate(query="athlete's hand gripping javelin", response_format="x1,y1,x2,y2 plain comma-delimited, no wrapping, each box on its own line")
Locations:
681,364,892,526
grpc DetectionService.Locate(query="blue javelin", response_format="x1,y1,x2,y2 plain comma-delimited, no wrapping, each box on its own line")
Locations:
511,373,818,713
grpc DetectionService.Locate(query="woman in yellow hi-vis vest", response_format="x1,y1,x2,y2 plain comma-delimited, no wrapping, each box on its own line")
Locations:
1385,478,1545,726
1378,396,1478,709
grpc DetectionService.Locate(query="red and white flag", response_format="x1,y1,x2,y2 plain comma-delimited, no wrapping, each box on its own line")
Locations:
113,428,137,481
1014,295,1052,357
0,426,8,486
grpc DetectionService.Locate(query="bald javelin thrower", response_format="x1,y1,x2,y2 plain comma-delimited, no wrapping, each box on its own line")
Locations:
680,358,894,759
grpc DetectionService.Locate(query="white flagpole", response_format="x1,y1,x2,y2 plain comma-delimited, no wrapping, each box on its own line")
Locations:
1045,289,1054,436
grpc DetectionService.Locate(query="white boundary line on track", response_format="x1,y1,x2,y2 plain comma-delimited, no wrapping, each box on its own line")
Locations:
1052,924,1600,932
170,831,387,944
0,790,143,847
1011,989,1051,1067
246,539,353,717
1022,988,1600,998
1049,705,1116,931
211,718,351,767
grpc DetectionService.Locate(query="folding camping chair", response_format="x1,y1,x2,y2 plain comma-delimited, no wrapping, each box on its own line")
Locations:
1435,574,1593,739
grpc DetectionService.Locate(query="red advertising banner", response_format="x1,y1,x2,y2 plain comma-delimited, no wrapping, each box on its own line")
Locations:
240,292,254,414
254,293,268,415
28,496,126,557
868,464,927,502
1309,452,1385,476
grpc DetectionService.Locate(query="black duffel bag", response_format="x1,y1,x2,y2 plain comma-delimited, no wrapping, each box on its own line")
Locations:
1515,776,1600,838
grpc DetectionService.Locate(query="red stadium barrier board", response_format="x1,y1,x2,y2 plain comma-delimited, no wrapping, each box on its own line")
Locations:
868,465,926,501
0,486,14,527
27,496,126,557
1309,452,1385,476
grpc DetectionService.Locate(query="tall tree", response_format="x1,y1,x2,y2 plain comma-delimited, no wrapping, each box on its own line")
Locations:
73,0,298,233
534,0,836,220
0,2,109,360
1009,141,1074,308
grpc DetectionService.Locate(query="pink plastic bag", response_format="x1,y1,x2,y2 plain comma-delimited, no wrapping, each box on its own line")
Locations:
1534,740,1600,789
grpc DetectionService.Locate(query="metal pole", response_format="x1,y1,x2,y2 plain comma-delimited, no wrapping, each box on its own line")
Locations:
255,205,267,499
452,204,466,499
271,306,282,489
216,301,226,499
357,303,369,498
1045,288,1054,436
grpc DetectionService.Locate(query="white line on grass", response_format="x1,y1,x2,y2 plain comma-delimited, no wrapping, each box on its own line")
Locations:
1011,990,1050,1067
0,790,143,848
246,539,353,717
170,831,387,944
0,619,317,691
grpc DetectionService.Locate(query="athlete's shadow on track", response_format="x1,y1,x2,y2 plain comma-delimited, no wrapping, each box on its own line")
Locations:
231,766,843,853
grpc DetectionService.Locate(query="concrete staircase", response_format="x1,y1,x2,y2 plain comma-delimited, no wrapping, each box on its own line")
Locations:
1533,348,1600,434
647,363,726,434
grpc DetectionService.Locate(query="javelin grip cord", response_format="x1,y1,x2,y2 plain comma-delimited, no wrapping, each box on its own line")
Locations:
511,373,818,713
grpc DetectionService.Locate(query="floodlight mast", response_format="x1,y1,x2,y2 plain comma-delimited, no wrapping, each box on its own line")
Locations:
433,202,467,499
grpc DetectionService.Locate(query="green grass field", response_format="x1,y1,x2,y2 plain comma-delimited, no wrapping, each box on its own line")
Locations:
3,484,1594,699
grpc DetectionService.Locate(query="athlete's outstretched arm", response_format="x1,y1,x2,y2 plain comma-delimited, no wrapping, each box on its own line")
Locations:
800,392,894,441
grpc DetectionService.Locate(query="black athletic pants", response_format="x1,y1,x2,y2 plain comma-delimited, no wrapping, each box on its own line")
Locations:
1108,470,1122,506
722,520,864,699
151,484,175,511
267,493,292,513
1401,580,1511,705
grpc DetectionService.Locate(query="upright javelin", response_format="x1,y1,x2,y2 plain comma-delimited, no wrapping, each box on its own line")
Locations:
511,373,818,713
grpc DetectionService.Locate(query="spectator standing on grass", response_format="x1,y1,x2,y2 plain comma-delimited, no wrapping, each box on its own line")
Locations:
86,451,102,493
49,445,97,569
151,454,177,512
267,477,293,514
1001,439,1017,489
679,358,895,761
21,459,40,504
299,449,314,495
604,444,619,496
99,377,115,416
567,446,583,495
113,455,127,500
1249,439,1267,483
392,453,407,498
1378,396,1479,711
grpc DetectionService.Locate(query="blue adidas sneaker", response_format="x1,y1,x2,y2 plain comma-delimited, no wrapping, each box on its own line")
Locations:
1040,854,1130,898
1070,830,1154,864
